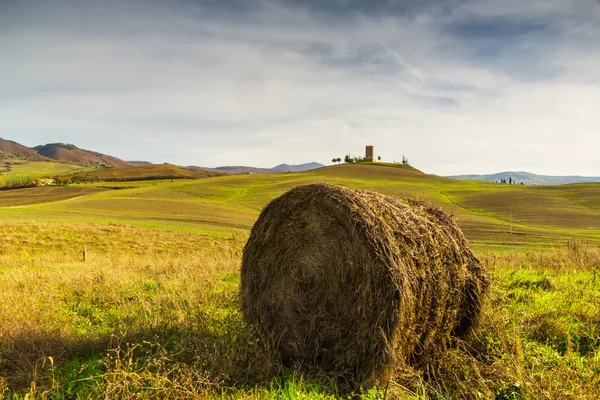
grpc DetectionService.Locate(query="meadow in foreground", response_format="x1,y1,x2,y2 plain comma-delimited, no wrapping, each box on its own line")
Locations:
1,164,599,398
1,223,599,399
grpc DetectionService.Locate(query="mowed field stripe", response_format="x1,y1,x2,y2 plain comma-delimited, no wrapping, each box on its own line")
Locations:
1,163,600,248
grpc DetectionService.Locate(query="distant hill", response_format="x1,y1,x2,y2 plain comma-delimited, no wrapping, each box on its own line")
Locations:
0,138,50,161
216,166,274,174
127,161,153,166
67,164,223,182
188,162,325,175
34,143,130,168
186,165,271,174
448,171,600,185
271,162,325,172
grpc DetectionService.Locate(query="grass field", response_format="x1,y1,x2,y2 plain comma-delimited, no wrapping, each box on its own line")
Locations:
0,161,95,184
1,163,599,398
0,186,111,207
68,163,222,181
3,163,598,250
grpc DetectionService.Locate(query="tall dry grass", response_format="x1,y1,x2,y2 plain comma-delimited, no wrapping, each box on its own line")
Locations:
1,223,599,399
0,223,281,398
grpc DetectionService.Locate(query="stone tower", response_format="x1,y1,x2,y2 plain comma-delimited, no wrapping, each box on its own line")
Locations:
365,145,374,162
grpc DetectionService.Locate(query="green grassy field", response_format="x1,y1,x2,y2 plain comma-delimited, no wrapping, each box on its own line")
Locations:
2,163,598,250
1,163,599,399
68,163,222,181
0,161,95,184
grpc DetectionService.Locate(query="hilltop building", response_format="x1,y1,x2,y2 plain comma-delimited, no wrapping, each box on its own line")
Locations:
365,145,374,162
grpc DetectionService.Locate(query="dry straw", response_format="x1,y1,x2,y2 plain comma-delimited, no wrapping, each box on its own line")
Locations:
240,184,489,388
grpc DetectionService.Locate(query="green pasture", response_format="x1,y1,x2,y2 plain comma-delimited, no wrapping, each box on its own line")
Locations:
1,222,599,399
1,163,600,398
0,161,95,184
1,163,599,250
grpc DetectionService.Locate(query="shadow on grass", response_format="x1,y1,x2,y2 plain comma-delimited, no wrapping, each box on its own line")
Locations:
1,320,490,399
0,317,309,398
0,331,110,390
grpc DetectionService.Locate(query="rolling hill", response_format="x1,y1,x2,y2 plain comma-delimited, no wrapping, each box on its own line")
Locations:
188,162,325,174
0,138,50,161
34,143,130,167
270,162,325,172
2,136,327,176
216,166,272,174
1,162,96,184
2,162,600,250
449,171,600,185
1,163,599,399
67,163,223,182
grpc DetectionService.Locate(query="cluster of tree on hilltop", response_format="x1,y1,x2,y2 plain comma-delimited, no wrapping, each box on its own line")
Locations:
331,154,409,165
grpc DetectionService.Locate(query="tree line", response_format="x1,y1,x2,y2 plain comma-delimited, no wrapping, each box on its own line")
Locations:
331,154,408,165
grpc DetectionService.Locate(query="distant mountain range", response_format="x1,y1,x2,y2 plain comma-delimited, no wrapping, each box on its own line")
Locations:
0,137,325,175
14,135,595,185
188,162,325,174
448,171,600,185
271,163,324,172
1,137,130,167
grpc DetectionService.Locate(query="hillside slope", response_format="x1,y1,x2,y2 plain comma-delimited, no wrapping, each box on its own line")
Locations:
1,162,95,184
0,138,49,161
2,163,599,400
2,163,600,250
68,163,223,181
34,143,130,167
160,163,600,248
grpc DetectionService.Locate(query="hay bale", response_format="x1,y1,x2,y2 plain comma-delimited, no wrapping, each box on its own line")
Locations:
240,184,489,387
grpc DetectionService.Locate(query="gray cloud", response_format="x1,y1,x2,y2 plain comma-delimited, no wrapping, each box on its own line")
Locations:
1,0,599,174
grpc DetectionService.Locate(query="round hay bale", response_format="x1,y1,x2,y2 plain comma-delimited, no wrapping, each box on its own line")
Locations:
240,183,489,387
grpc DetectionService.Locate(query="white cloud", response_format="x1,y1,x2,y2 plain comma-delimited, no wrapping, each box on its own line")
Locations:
0,0,599,174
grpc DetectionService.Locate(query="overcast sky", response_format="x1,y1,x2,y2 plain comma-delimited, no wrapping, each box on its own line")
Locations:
1,0,599,175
